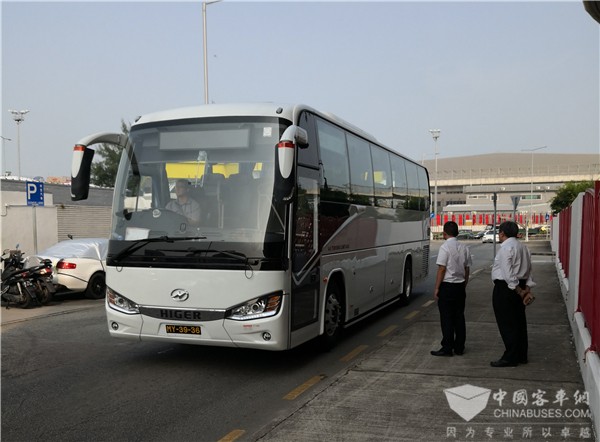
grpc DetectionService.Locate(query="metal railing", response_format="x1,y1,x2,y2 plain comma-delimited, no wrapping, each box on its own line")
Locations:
578,182,600,351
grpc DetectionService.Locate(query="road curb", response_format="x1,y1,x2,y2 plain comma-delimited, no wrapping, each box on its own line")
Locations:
0,300,103,327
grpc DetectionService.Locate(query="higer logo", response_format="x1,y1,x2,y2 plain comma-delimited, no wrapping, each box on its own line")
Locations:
444,384,491,422
170,289,189,302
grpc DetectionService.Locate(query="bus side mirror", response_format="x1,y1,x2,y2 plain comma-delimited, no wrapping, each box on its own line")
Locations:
71,145,95,201
70,132,125,201
274,126,307,204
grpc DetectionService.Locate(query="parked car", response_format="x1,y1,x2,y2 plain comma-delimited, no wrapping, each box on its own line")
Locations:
456,231,475,240
472,230,486,239
36,238,108,299
482,229,499,243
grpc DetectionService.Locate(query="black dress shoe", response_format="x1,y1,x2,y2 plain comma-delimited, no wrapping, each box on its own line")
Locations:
431,349,453,357
454,349,464,356
519,359,528,364
490,359,518,367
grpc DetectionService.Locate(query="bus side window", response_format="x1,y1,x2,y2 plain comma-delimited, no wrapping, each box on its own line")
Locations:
347,133,373,205
405,162,420,211
417,166,430,212
297,112,319,168
391,155,408,209
316,119,350,202
370,145,393,208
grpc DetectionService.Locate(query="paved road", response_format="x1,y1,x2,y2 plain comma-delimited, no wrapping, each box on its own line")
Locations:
255,241,595,441
2,241,594,441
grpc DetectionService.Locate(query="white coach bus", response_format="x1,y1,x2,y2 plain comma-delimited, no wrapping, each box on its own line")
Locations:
71,103,430,351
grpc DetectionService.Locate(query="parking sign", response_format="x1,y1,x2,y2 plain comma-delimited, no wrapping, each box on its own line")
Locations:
26,181,44,206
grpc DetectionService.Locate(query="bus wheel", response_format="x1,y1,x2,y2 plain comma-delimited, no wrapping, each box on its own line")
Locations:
321,281,343,349
401,264,412,304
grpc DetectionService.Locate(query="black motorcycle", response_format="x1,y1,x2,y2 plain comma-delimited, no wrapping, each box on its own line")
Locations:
1,249,54,308
1,249,37,308
23,255,55,305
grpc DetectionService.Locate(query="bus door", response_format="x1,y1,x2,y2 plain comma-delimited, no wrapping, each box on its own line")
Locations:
289,170,320,345
289,112,321,347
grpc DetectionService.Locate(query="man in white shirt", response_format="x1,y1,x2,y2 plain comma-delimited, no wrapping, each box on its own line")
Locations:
490,221,536,367
431,221,472,357
166,179,201,226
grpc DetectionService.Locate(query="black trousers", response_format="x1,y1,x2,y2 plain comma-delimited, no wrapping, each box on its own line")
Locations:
437,281,466,353
492,280,528,363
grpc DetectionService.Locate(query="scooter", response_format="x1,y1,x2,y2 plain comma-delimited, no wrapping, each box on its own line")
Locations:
1,255,39,309
1,248,24,276
1,248,54,308
24,256,55,305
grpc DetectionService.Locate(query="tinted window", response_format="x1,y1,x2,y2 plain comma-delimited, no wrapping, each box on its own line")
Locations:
370,145,393,208
405,161,421,210
297,112,319,168
391,155,408,209
317,119,350,202
347,134,373,205
417,166,430,211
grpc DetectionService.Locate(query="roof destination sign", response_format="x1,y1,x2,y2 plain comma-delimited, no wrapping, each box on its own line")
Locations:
26,181,45,206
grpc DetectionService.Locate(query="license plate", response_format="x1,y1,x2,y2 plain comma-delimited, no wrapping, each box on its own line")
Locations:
165,324,201,335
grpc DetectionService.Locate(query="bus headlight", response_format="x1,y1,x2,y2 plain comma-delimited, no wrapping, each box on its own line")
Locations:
227,292,282,321
107,286,140,314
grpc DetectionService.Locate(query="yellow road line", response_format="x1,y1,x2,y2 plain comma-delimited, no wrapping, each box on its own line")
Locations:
377,325,398,337
422,300,435,308
218,429,245,442
283,375,324,400
404,310,420,320
340,344,369,362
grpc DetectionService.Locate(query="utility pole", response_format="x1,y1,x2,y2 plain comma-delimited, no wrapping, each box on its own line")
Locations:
429,129,440,239
8,109,29,179
202,0,222,104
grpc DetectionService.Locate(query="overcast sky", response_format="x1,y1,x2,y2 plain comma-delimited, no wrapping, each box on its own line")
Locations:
1,0,599,179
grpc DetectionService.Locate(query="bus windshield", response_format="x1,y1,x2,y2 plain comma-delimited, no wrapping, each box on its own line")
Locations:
109,116,291,267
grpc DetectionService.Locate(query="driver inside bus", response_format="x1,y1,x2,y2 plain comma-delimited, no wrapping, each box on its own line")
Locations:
166,179,201,226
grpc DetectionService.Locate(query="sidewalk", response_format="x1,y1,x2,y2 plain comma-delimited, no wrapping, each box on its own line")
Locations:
0,294,103,329
256,242,596,441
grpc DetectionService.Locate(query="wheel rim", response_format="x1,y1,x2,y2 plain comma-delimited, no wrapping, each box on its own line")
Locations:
324,292,341,336
88,274,106,298
92,281,102,295
91,279,104,297
38,283,52,304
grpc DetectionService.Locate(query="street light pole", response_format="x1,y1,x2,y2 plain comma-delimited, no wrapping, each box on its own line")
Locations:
202,0,222,105
521,145,547,241
429,129,440,237
8,109,29,179
1,136,11,176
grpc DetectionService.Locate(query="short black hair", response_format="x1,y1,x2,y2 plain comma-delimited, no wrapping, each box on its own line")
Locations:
499,221,519,238
443,221,459,237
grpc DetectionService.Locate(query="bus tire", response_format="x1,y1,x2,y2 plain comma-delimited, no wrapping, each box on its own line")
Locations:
320,280,343,350
401,264,412,305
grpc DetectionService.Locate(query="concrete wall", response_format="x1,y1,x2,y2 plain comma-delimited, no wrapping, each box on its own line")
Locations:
1,191,58,256
1,182,113,257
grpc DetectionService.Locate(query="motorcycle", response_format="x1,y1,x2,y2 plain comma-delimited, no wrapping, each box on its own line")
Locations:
23,256,55,305
1,249,38,308
1,248,55,308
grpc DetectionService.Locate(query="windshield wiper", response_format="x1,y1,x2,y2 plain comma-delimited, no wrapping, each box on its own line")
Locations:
187,248,260,265
110,236,206,263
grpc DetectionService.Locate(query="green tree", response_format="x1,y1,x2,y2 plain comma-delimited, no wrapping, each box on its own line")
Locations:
90,120,129,187
550,180,594,214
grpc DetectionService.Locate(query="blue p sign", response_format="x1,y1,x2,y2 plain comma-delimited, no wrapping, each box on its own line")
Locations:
26,181,44,206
